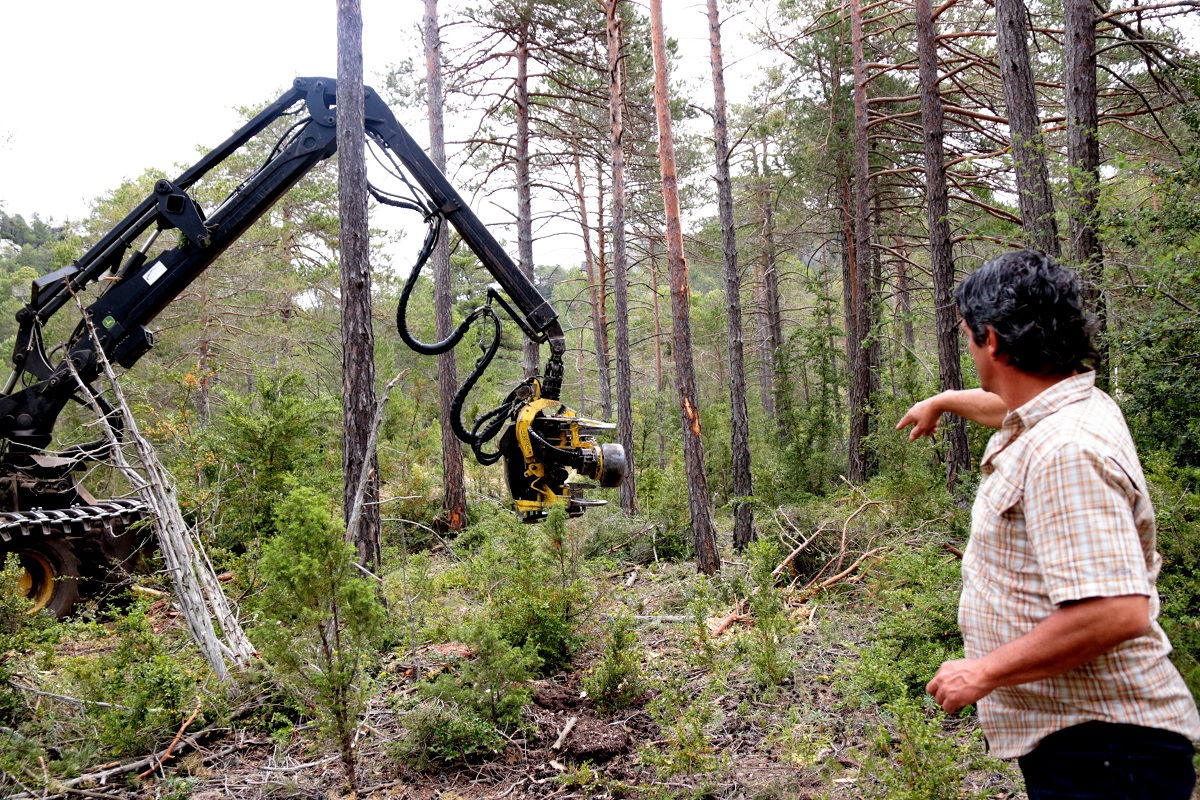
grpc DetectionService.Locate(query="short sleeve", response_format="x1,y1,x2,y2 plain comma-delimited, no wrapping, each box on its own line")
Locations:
1022,442,1152,606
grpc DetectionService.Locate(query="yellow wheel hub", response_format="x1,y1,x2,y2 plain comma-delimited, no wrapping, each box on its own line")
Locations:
17,552,56,614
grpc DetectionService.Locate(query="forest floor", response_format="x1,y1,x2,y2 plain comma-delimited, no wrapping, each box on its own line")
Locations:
5,533,1036,800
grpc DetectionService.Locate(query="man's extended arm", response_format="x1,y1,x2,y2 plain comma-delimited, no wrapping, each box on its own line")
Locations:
896,388,1008,440
927,594,1150,713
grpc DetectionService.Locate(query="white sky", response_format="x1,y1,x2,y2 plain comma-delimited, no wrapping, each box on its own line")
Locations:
0,0,773,270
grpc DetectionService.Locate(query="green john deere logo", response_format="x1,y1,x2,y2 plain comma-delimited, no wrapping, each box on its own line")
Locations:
102,316,117,329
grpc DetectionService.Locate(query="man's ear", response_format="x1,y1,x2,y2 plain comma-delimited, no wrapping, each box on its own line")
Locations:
984,327,1006,364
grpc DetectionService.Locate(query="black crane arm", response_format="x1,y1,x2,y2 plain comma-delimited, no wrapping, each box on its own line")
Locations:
0,77,621,518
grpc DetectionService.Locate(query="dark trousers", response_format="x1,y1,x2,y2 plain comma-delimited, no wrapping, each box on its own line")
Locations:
1018,721,1196,800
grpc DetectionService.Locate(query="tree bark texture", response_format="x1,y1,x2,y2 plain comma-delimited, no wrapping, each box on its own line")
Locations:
603,0,638,512
649,0,719,574
515,19,541,379
707,0,754,549
758,144,785,433
573,153,613,419
995,0,1061,256
915,0,971,489
848,0,875,485
424,0,467,531
1064,0,1108,382
337,0,381,569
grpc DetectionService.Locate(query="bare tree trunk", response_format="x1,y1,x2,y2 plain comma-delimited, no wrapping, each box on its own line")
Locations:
1064,0,1107,383
707,0,754,549
649,0,719,574
847,0,874,485
574,153,612,418
603,0,638,512
916,0,971,489
72,317,254,686
996,0,1061,256
515,17,540,379
424,0,466,531
337,0,380,570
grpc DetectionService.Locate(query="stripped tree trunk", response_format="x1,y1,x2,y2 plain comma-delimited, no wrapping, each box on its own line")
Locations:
73,316,254,685
996,0,1060,256
649,0,719,574
847,0,875,484
707,0,754,549
916,0,971,489
424,0,466,531
574,153,612,418
337,0,381,569
602,0,638,512
596,170,614,419
1064,0,1107,383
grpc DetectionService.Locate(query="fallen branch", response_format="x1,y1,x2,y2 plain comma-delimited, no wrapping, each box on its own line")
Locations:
809,547,886,591
707,610,753,637
138,695,203,779
942,543,964,560
604,525,656,554
552,716,578,750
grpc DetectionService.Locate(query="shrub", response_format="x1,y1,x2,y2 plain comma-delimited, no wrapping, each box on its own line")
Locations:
745,538,791,688
65,600,206,757
423,616,539,731
839,545,963,705
457,506,590,674
864,695,992,800
584,613,646,714
392,698,504,768
253,487,386,785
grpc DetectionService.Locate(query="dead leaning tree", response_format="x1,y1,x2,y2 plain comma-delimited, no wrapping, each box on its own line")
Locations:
71,306,254,685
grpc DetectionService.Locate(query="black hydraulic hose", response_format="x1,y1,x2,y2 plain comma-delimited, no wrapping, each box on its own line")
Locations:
390,210,517,462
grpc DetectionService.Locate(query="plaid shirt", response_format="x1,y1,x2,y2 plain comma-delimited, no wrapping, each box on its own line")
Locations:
960,371,1200,758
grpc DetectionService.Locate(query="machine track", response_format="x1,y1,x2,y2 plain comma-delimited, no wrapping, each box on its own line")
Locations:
0,500,150,618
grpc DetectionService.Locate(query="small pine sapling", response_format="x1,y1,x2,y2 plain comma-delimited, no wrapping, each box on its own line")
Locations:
254,487,385,787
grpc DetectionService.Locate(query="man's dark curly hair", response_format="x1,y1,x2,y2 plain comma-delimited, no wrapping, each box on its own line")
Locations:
955,249,1098,376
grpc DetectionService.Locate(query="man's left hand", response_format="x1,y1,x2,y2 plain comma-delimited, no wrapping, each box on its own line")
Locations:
927,658,993,713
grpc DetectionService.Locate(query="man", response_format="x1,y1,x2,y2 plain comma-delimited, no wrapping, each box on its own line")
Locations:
897,250,1200,799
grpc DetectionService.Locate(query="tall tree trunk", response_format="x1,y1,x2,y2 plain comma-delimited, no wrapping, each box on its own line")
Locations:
1064,0,1107,384
916,0,971,489
847,0,874,485
649,0,719,574
424,0,467,531
707,0,754,549
760,145,786,431
603,0,638,512
996,0,1060,256
337,0,380,569
573,153,612,418
649,234,664,394
596,170,614,418
515,18,540,378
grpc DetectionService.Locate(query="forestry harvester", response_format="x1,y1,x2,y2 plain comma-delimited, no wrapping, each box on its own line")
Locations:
0,78,625,618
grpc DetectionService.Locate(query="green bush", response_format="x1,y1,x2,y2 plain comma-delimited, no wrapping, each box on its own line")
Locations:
865,695,992,800
839,545,963,705
456,505,590,674
745,538,791,688
253,487,386,783
65,600,207,757
584,613,646,714
1143,453,1200,698
423,616,539,730
392,698,504,768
